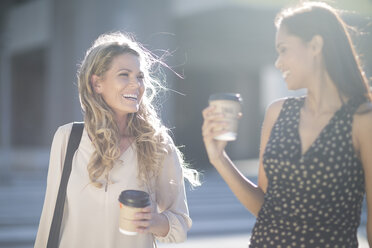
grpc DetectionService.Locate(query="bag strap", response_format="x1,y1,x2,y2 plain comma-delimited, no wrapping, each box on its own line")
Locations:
47,122,84,248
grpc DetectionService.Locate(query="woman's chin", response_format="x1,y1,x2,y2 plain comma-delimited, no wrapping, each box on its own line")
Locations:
285,81,294,90
285,81,302,91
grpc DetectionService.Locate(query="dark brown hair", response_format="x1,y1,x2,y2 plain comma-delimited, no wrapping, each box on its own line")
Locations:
275,2,372,101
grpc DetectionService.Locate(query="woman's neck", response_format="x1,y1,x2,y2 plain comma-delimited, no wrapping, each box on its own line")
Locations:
305,70,345,116
115,114,128,136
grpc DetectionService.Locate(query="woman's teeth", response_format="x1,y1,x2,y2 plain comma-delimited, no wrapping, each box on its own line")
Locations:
282,71,290,79
122,94,137,101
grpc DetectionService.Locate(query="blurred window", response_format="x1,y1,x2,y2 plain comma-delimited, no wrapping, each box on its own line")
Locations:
11,47,46,148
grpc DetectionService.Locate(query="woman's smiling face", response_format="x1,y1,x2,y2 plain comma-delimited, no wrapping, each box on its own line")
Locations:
92,53,145,117
275,26,315,90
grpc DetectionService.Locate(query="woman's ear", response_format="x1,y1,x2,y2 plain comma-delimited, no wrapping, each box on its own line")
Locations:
309,35,324,56
91,74,103,94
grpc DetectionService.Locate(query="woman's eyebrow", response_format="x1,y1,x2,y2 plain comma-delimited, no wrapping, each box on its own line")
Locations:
117,68,131,72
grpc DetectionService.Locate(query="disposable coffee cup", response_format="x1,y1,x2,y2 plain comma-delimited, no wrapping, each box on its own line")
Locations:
208,93,242,141
118,190,151,235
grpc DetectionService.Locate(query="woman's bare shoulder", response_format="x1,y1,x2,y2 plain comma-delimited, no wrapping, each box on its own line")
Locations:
265,98,287,122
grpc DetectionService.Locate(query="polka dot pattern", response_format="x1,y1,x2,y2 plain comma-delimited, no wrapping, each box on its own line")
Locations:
249,97,365,248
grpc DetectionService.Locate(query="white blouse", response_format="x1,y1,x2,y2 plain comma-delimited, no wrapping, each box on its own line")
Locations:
34,123,192,248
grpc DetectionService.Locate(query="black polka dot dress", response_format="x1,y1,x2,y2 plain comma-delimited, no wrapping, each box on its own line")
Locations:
249,97,366,248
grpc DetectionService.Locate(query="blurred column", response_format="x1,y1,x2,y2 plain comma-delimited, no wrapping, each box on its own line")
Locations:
0,44,12,185
44,0,82,139
0,1,13,184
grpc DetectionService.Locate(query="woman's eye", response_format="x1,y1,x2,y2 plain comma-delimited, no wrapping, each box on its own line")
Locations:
279,47,287,54
137,75,144,81
119,73,129,77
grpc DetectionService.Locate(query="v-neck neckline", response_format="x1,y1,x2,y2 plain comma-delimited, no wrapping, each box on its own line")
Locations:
119,141,134,158
296,97,347,158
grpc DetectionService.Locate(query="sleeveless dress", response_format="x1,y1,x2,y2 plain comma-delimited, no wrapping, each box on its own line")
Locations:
249,97,366,248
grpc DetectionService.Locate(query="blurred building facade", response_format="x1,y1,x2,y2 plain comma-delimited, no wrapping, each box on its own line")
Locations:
0,0,371,178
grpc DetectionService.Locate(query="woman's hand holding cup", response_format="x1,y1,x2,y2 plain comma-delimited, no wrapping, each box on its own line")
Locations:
118,190,151,236
202,93,242,164
131,206,152,234
202,106,230,163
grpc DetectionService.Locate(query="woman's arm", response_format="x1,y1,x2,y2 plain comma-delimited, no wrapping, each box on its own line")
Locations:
133,144,192,243
201,99,285,216
354,104,372,246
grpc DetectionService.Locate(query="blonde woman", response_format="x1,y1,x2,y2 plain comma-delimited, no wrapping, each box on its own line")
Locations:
35,32,199,248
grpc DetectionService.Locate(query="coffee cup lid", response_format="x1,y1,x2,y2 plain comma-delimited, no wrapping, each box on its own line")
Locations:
118,190,150,208
208,93,242,102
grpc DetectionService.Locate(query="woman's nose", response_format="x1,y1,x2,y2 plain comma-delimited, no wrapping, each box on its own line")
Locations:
129,77,141,87
274,57,281,69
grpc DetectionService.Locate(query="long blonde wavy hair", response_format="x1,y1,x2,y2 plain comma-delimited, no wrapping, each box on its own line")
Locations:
77,32,200,189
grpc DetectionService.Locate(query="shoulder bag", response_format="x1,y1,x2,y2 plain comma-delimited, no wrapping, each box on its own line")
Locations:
47,122,84,248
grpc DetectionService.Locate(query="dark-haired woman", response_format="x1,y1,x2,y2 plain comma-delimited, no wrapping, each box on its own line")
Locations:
202,2,372,247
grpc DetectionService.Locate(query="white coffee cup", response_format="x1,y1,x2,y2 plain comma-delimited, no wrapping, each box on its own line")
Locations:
208,93,242,141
